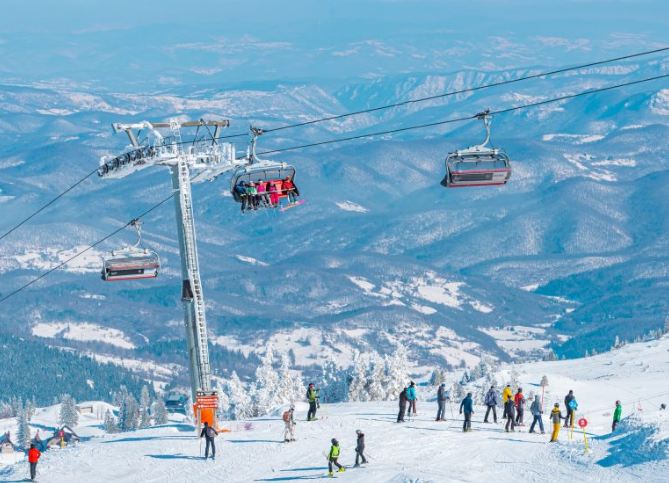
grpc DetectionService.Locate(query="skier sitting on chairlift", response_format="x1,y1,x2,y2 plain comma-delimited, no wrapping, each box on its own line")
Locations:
282,176,299,203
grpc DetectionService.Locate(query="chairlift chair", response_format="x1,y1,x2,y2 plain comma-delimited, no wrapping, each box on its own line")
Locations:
101,219,160,281
441,110,512,188
230,127,299,210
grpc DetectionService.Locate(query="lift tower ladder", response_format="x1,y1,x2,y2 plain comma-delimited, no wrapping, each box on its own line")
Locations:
98,119,245,423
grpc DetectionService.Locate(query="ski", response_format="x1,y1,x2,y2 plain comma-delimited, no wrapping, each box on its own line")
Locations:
280,199,305,212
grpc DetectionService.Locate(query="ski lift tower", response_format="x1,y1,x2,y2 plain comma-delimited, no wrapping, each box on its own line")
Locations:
98,118,245,427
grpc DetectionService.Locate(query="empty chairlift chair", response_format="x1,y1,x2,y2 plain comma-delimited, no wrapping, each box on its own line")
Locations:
441,110,512,188
230,127,299,212
101,219,161,281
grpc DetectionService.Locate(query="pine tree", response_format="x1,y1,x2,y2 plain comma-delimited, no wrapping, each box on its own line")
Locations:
119,395,140,432
365,355,386,401
103,409,118,433
223,371,252,420
460,369,472,385
250,345,281,416
153,397,169,425
16,406,31,449
319,358,348,403
59,394,79,428
152,399,168,425
139,386,152,429
429,368,445,386
382,345,410,400
276,351,305,406
347,352,369,402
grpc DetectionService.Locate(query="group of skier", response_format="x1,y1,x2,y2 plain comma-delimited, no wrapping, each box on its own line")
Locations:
235,177,299,212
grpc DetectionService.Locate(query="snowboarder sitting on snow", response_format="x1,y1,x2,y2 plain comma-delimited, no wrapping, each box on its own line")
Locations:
354,429,367,467
406,381,417,417
550,403,565,442
459,392,474,432
436,383,447,421
529,395,545,434
200,421,218,460
397,387,408,423
28,443,41,481
328,438,345,477
564,390,577,428
483,385,498,423
612,401,622,432
504,396,516,432
514,388,526,425
307,383,320,421
502,384,513,418
283,405,296,442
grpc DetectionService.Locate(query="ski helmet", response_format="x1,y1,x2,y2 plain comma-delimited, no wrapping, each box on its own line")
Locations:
331,438,338,445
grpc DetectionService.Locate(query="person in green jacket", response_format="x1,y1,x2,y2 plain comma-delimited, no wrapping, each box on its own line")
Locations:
612,400,622,431
328,438,345,477
307,383,320,421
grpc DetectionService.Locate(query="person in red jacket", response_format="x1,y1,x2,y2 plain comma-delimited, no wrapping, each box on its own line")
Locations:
28,443,41,481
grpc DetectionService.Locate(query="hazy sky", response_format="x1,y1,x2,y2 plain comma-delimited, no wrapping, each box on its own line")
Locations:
1,0,667,88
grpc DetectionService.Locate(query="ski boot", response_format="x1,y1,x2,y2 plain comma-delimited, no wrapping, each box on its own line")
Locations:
338,467,346,473
328,471,334,478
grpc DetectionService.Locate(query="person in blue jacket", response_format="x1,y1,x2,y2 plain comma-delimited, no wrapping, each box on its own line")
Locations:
406,381,417,418
459,392,474,432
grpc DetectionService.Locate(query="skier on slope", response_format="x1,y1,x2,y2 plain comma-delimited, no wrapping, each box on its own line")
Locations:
200,421,218,460
307,383,320,421
550,403,566,442
612,401,622,432
397,386,408,423
502,384,513,419
504,396,516,432
529,395,545,434
483,385,499,423
514,388,526,426
283,405,296,442
436,383,447,421
406,381,417,418
28,443,41,481
354,429,367,467
459,392,474,432
563,390,576,428
327,438,346,477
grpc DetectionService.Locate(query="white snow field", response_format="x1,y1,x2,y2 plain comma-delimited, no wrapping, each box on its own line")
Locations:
2,336,669,482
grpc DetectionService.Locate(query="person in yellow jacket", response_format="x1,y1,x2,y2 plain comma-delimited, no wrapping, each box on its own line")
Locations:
502,384,513,418
549,403,566,442
328,438,345,477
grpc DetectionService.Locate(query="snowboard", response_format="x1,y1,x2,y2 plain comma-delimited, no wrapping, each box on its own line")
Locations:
280,199,305,212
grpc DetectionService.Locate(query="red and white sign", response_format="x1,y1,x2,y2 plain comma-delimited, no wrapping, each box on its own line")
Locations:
195,391,218,409
578,417,588,428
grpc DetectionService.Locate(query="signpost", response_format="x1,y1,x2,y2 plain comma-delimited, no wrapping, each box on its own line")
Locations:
578,417,589,453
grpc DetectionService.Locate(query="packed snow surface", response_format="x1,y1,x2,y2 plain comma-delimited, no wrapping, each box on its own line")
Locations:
32,321,136,349
2,336,669,482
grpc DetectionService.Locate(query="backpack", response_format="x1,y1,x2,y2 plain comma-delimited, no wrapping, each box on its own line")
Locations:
282,411,291,423
206,426,217,438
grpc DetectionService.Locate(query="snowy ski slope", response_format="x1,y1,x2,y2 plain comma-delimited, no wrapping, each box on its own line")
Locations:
2,335,668,482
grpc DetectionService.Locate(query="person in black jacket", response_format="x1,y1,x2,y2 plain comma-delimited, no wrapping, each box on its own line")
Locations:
436,383,447,421
459,392,474,432
504,398,516,433
354,429,367,466
200,421,218,460
397,387,408,423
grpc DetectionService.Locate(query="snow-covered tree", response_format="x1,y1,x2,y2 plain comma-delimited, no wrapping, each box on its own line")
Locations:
460,369,472,385
103,409,119,433
319,358,348,403
276,351,305,405
429,368,446,386
365,356,386,401
16,406,31,449
250,345,281,416
508,367,520,391
24,398,35,421
221,371,253,420
347,352,369,402
59,394,79,428
382,345,410,400
153,399,168,426
118,394,139,432
448,380,465,402
139,386,152,429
